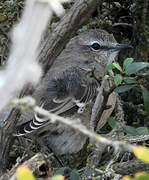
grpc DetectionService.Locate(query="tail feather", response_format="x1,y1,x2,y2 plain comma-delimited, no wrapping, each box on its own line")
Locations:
14,115,49,136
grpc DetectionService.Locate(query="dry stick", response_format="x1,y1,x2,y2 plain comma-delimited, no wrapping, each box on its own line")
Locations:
90,74,116,131
112,22,133,28
83,75,116,179
0,0,67,174
97,99,149,178
0,153,52,180
38,0,97,72
81,77,112,178
90,76,105,131
0,0,97,174
93,97,125,179
90,70,116,132
96,84,116,131
111,97,149,143
81,94,124,179
80,143,107,179
99,97,149,177
12,96,135,152
119,134,149,143
11,96,149,178
112,159,149,176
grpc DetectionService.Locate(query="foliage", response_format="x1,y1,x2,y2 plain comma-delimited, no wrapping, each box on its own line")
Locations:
133,146,149,164
0,0,24,63
106,58,149,179
51,175,65,180
16,166,35,180
16,166,66,180
123,172,149,180
55,167,79,180
105,58,149,137
106,58,149,116
1,0,149,179
107,116,117,128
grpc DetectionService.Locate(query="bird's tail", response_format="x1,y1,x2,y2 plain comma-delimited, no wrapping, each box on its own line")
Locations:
14,114,49,136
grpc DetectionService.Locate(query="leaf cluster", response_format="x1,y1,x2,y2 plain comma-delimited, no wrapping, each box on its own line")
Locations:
105,58,149,115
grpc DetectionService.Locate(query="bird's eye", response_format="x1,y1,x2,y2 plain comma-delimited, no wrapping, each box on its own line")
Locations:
90,42,101,50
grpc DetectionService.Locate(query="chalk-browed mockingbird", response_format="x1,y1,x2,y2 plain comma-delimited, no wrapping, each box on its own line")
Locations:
15,29,132,155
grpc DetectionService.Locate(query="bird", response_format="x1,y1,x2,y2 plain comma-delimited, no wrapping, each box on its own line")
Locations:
15,29,132,155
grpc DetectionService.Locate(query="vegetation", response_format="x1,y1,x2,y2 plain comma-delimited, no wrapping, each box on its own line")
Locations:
0,0,149,179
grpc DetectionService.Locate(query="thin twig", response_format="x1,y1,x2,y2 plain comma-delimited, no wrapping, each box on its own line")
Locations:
11,96,136,152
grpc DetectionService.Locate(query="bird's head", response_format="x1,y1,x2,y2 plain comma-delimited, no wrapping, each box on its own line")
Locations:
73,29,132,73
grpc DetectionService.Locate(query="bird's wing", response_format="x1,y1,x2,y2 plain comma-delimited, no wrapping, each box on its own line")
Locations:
15,67,98,136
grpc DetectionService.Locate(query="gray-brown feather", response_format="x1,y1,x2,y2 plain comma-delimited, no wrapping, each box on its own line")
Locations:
16,29,121,155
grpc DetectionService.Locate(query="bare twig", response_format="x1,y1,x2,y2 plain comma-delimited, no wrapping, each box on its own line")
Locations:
0,153,52,180
0,0,53,111
11,96,137,153
0,0,97,174
38,0,97,73
11,96,149,179
112,23,133,28
0,0,70,174
9,96,149,179
112,159,149,176
96,83,116,131
90,75,116,131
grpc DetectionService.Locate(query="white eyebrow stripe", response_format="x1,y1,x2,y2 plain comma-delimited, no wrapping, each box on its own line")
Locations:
90,40,100,46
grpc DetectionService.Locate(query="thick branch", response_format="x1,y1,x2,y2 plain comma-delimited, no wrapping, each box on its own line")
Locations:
112,159,149,175
39,0,97,73
0,0,97,174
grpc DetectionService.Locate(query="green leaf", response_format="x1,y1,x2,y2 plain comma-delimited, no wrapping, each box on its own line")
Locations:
70,169,79,180
125,62,149,75
51,175,65,180
134,146,149,164
122,176,131,180
123,125,138,135
113,62,123,72
122,173,149,180
135,173,149,180
136,127,149,135
114,74,123,86
0,13,7,22
114,85,136,93
107,117,117,128
16,166,35,180
104,63,115,73
144,69,149,74
141,86,149,113
55,167,68,175
123,77,137,84
123,58,134,71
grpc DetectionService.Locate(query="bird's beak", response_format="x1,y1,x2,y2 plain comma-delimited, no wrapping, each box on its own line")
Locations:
114,43,133,50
